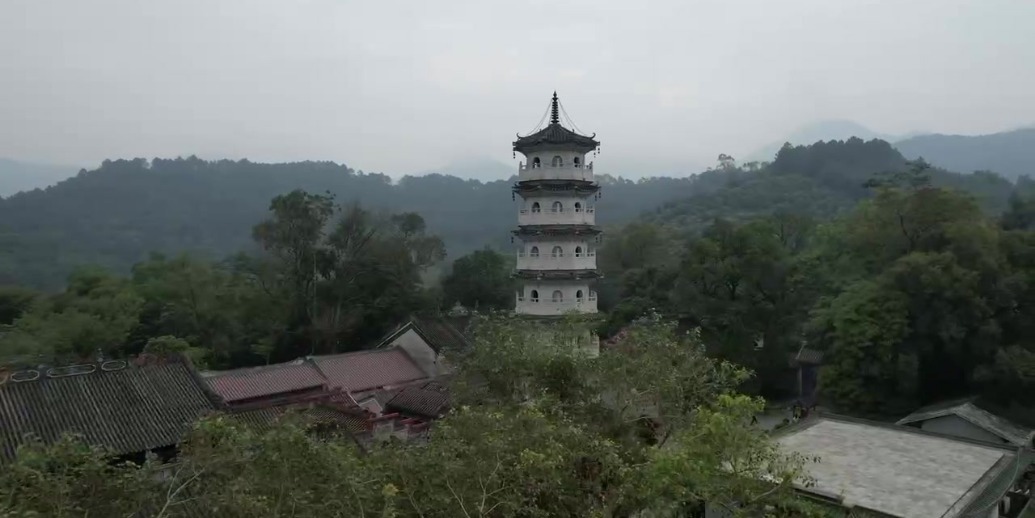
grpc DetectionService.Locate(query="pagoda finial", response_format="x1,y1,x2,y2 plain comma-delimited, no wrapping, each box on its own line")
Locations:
550,91,559,125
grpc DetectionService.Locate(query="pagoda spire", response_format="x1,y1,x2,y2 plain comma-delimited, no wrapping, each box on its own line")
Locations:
550,91,559,125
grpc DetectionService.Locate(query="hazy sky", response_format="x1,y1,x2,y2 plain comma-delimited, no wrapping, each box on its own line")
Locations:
2,0,1034,178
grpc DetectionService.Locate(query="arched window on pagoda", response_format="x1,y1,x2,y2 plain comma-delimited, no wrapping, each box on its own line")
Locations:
576,289,584,302
552,290,563,302
531,202,541,213
575,246,583,258
573,156,581,168
551,201,562,213
552,156,563,167
551,245,563,258
532,157,541,168
530,246,539,257
574,202,583,213
530,289,539,302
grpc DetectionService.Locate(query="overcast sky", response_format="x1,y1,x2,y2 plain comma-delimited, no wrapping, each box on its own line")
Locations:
2,0,1034,178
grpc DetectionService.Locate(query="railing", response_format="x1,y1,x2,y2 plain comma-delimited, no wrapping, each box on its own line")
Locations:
516,252,597,271
514,296,598,316
518,207,596,226
517,163,595,182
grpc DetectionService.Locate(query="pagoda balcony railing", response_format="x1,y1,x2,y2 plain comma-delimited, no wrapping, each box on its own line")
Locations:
518,207,595,226
517,163,594,183
515,251,596,271
515,295,598,316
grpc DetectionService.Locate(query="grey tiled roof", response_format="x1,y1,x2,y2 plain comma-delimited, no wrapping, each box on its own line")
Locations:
774,414,1029,518
513,122,599,154
386,380,450,419
896,398,1035,447
0,356,220,462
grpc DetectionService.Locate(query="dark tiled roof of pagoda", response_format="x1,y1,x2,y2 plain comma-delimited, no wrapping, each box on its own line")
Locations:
0,355,221,462
512,224,602,237
513,123,599,154
514,270,603,281
386,380,450,419
513,182,600,194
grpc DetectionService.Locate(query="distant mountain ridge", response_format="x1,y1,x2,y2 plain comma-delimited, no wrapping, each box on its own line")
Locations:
895,128,1035,180
0,158,80,197
748,120,1035,182
414,157,515,182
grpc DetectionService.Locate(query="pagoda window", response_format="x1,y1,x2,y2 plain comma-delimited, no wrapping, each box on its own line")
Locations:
531,202,541,213
576,289,584,302
551,245,563,258
573,156,581,168
551,201,563,213
552,290,563,302
530,289,539,302
575,246,583,257
530,246,540,257
574,202,583,213
532,157,541,168
551,156,563,167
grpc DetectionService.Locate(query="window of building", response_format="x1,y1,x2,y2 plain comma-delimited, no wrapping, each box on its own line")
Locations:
552,290,563,302
530,246,539,257
575,246,583,257
551,245,563,258
532,157,541,168
574,202,582,213
551,201,562,213
573,156,581,168
551,156,563,167
531,202,541,213
576,289,584,302
530,289,539,302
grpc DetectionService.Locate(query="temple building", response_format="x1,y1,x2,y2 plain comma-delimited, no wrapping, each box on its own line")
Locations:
512,93,602,316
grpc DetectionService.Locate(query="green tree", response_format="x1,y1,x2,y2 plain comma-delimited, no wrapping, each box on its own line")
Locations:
440,248,514,310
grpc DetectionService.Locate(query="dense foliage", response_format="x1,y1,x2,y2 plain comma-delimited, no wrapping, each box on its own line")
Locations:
0,317,837,517
600,154,1035,420
0,190,446,368
0,157,709,289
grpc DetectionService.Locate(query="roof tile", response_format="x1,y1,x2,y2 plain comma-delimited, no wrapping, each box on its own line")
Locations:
0,357,218,461
311,348,427,393
204,361,326,404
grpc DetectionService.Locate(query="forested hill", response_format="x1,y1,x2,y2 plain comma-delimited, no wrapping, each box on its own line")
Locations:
644,137,1026,229
895,127,1035,181
1,139,1029,290
0,157,703,289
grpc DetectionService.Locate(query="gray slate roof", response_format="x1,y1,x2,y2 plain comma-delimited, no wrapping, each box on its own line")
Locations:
896,398,1035,447
774,414,1031,518
0,356,221,462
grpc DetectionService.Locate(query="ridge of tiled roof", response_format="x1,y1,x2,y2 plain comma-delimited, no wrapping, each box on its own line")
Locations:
896,398,1035,447
375,314,472,353
309,347,428,394
203,360,327,405
0,355,219,462
513,123,599,154
386,380,450,419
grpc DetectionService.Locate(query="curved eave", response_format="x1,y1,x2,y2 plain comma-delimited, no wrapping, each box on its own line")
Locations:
513,270,603,281
512,182,600,195
513,123,599,154
512,225,602,237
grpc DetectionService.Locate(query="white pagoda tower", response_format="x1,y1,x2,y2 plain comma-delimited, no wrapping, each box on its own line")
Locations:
513,93,601,316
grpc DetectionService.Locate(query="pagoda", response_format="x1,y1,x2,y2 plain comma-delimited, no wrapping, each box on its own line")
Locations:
512,93,601,316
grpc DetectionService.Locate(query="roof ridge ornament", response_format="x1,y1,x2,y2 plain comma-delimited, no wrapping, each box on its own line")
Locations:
550,91,559,125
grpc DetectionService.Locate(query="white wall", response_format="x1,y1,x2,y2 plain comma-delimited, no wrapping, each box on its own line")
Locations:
918,415,1007,445
386,328,439,377
516,281,598,315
